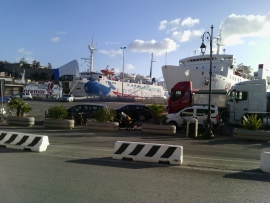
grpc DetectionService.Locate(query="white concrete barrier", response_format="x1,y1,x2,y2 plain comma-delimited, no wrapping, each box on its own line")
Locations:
112,141,183,165
0,131,50,152
260,151,270,173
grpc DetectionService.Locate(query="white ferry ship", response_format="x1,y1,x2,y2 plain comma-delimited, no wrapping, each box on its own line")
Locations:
162,29,270,93
55,39,167,98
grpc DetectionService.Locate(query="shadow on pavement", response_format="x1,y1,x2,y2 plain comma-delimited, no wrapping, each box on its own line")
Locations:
223,169,270,182
190,137,270,150
0,146,31,153
66,157,171,169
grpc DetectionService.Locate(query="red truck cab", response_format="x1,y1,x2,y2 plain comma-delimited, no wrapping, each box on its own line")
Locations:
168,81,192,114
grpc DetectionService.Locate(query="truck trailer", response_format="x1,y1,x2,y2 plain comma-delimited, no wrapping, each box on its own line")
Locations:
168,81,228,114
227,79,270,125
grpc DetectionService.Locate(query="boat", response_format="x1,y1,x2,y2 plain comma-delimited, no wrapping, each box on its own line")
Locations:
101,66,115,75
162,29,270,93
55,38,167,98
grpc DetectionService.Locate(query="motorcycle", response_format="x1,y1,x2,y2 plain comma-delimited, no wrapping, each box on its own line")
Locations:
115,112,135,130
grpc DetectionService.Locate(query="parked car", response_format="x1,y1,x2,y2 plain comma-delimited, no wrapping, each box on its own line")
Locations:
166,105,219,128
60,94,75,102
114,104,152,121
0,96,11,103
66,103,108,121
11,92,32,100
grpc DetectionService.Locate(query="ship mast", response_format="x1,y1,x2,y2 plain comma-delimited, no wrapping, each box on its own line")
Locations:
149,53,155,78
82,37,96,72
215,29,224,55
88,37,96,72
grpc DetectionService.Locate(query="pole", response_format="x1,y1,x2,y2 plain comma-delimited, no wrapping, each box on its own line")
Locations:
121,47,126,98
205,25,214,139
0,80,3,113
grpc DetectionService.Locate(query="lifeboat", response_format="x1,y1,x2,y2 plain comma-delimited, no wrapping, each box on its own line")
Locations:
101,67,114,75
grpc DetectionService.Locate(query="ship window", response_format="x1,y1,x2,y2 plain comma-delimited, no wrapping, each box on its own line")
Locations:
200,58,202,61
214,66,215,68
203,58,206,61
202,72,204,75
196,67,198,69
196,59,199,61
202,67,204,69
221,66,224,71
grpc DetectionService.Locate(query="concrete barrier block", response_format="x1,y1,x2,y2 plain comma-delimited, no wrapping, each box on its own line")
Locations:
113,141,183,165
142,124,176,135
0,131,50,152
260,151,270,173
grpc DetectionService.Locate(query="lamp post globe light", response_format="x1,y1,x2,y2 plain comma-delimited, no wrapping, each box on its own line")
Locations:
120,47,126,98
200,25,214,139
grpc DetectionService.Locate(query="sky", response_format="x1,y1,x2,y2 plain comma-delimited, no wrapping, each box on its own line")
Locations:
1,0,270,81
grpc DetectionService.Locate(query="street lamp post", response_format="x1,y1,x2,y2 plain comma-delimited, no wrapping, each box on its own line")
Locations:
200,25,214,139
120,47,126,98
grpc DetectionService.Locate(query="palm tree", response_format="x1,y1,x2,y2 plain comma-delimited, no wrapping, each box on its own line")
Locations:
7,98,32,117
147,104,166,124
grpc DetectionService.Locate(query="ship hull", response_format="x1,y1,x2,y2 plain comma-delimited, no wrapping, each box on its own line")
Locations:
162,65,248,93
85,79,165,98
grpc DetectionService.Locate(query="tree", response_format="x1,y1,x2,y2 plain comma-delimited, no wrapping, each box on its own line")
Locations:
20,58,27,65
32,60,40,68
7,98,32,117
40,72,48,80
36,61,40,68
31,73,40,80
147,104,166,124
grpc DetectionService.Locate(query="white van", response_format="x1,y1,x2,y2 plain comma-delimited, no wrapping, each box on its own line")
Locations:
11,92,32,100
165,105,219,128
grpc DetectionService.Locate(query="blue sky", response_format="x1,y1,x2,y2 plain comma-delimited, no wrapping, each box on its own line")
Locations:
1,0,270,80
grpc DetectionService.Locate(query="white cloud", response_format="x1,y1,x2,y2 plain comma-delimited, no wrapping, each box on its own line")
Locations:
169,18,181,32
159,17,200,33
248,41,257,46
125,64,134,70
128,38,178,55
114,68,120,73
220,13,270,46
172,29,204,43
51,37,60,42
105,41,120,45
98,49,122,57
17,48,32,55
158,20,168,30
181,17,200,27
57,31,66,34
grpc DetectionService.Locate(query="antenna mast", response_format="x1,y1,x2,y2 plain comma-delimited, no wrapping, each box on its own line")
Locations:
149,53,155,78
82,37,96,72
88,37,96,72
215,29,224,55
